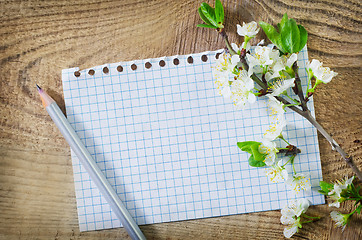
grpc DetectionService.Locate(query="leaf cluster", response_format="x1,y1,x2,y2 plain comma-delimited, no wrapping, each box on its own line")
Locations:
319,179,362,205
237,141,266,167
197,0,224,29
341,182,362,204
259,14,308,54
318,181,334,195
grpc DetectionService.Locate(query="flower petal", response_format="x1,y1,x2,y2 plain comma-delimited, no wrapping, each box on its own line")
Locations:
284,225,298,238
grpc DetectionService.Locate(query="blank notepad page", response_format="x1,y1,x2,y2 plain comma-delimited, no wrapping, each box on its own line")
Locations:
62,48,324,231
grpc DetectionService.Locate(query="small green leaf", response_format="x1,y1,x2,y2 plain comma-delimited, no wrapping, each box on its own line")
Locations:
356,205,362,214
297,25,308,52
197,24,218,29
198,7,214,26
200,3,217,27
281,18,300,53
319,181,333,193
318,190,329,195
356,185,361,193
215,0,224,25
237,141,260,154
279,13,289,31
238,141,265,167
248,155,266,167
250,143,265,162
259,21,284,53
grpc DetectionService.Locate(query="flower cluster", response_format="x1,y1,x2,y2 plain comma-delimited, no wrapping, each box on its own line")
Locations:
211,20,322,194
327,176,354,208
280,198,320,238
319,176,361,231
307,59,338,95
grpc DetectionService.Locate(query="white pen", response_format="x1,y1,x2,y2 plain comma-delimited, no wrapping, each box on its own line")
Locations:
37,84,146,240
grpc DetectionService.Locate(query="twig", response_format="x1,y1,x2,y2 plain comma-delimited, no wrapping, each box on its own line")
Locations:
301,110,362,181
291,62,308,111
219,29,236,55
291,61,362,181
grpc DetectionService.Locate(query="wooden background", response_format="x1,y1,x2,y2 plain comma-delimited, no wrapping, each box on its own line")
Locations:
1,0,361,239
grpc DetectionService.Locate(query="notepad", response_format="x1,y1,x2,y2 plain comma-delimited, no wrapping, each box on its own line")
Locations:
62,47,324,232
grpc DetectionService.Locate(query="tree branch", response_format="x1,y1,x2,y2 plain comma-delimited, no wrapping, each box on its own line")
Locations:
301,110,362,182
219,29,236,55
292,62,308,111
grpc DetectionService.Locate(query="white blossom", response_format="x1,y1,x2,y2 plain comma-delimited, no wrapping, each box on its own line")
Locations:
213,52,239,76
330,211,350,232
280,198,310,238
268,96,285,119
259,139,278,166
230,70,256,109
214,77,231,97
267,53,297,81
231,43,241,55
308,59,337,83
328,176,354,208
293,198,311,217
281,198,310,219
283,221,299,239
263,97,286,141
269,78,295,97
265,160,288,183
287,173,312,194
212,52,240,98
246,46,275,76
285,53,298,69
263,116,286,141
257,39,265,46
237,21,259,38
247,46,274,65
342,176,355,187
231,42,250,54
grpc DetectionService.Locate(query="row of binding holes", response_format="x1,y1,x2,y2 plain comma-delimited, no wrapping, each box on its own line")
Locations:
74,54,211,77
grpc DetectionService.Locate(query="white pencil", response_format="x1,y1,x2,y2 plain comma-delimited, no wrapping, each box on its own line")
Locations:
37,84,146,240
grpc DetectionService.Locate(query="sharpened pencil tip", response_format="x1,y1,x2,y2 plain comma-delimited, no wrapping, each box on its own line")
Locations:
36,84,42,92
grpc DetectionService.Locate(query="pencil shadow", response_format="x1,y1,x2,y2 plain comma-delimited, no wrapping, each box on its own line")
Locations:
47,89,67,116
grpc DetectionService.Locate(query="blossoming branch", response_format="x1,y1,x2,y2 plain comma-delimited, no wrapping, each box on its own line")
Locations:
197,0,362,184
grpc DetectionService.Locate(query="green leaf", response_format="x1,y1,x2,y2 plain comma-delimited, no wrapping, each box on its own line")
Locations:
318,190,329,195
259,21,285,53
237,141,260,154
200,3,217,27
238,141,265,167
250,143,265,162
356,185,361,194
248,155,266,167
356,204,362,214
319,181,333,193
215,0,224,24
279,13,289,31
198,7,214,26
350,182,357,192
297,25,308,52
197,24,218,29
281,18,300,53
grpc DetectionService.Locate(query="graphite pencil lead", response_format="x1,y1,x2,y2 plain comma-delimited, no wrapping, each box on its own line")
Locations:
36,84,42,92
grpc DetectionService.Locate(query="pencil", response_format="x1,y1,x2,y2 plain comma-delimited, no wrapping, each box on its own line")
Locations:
37,84,146,240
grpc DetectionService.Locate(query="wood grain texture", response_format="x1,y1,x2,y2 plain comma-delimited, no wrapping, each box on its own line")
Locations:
0,0,361,239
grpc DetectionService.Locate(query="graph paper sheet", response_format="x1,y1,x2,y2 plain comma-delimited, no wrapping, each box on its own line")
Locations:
62,47,324,232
